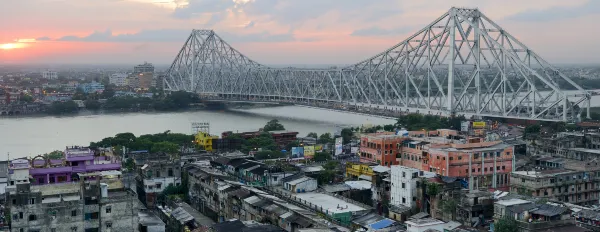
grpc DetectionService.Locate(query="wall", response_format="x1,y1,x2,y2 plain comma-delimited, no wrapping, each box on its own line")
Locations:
406,223,445,232
390,166,418,208
290,179,318,193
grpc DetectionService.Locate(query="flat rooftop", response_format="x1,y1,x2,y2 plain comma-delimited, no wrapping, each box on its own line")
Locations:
512,169,575,178
292,192,365,214
496,198,531,206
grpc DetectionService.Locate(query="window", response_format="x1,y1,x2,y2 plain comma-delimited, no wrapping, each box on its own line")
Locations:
155,171,160,178
168,168,173,177
19,229,23,232
29,198,35,204
106,222,113,228
450,157,454,161
72,227,78,232
402,172,406,177
28,214,37,221
156,183,162,189
106,206,112,214
402,197,406,203
19,212,23,219
12,199,16,205
402,183,405,188
72,210,77,217
52,229,57,232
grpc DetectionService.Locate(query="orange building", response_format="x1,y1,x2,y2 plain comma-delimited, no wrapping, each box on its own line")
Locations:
359,129,514,190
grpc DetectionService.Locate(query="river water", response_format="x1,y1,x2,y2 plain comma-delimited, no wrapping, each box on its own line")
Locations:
0,106,395,159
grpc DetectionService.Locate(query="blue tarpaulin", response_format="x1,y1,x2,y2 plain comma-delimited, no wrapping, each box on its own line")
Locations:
369,219,395,230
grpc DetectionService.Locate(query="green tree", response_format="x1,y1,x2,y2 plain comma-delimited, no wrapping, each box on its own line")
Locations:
341,128,353,144
442,199,457,220
318,133,334,144
524,125,541,135
151,141,179,154
313,152,331,162
383,124,395,132
255,150,284,160
48,101,79,114
426,181,441,196
84,99,101,110
263,119,285,132
44,150,64,159
495,217,519,232
20,94,34,103
307,132,318,139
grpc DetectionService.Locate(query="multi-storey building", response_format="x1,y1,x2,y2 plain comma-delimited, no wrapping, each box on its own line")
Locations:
390,166,435,209
109,73,128,86
134,62,155,74
42,70,58,80
7,172,141,232
359,129,515,190
137,72,153,89
134,154,181,208
511,157,600,206
78,81,105,94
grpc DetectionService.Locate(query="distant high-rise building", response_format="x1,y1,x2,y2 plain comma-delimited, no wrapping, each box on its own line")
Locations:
109,73,128,86
134,62,154,74
42,70,58,80
138,72,153,89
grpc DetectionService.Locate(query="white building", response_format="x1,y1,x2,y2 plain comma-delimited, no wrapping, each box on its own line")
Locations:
109,73,128,86
390,165,435,208
284,176,318,193
8,159,30,186
405,218,445,232
42,70,58,80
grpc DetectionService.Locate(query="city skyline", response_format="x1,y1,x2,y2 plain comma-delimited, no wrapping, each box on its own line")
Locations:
1,0,599,65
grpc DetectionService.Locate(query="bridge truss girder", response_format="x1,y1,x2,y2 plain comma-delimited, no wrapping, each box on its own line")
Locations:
165,7,590,122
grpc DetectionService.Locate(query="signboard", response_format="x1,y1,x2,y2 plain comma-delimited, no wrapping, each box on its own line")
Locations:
335,137,343,156
291,147,304,158
304,146,315,159
315,145,323,152
351,147,359,154
472,121,486,128
191,122,210,134
461,121,470,132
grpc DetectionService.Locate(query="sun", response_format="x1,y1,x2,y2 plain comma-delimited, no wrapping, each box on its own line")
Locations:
0,43,25,50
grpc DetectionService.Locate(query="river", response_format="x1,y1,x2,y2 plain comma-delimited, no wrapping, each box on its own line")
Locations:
0,106,395,159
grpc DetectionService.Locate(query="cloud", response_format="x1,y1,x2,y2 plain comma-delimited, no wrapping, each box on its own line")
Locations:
43,29,298,43
505,0,600,22
35,36,52,41
350,26,413,37
171,0,235,19
244,21,255,29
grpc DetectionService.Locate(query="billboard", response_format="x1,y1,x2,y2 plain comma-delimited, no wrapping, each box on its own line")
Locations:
291,147,304,158
315,145,323,152
335,137,343,156
461,121,470,132
304,146,315,159
472,121,486,128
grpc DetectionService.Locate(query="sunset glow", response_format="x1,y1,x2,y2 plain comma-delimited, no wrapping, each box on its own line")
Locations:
0,43,26,50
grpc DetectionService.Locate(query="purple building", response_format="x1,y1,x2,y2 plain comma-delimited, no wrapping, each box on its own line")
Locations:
20,146,122,185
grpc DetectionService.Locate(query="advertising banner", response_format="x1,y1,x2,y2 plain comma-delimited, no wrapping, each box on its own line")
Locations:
461,121,470,132
315,145,323,152
291,147,304,158
351,147,359,154
335,137,343,156
472,121,486,128
304,146,315,159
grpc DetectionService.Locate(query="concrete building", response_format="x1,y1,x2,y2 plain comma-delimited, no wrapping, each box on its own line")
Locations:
405,218,446,232
78,81,105,94
135,154,182,208
359,133,404,166
138,72,153,89
7,172,141,232
109,73,128,86
390,166,436,209
494,199,574,232
42,71,58,80
283,176,317,193
138,210,165,232
0,161,8,195
134,62,155,74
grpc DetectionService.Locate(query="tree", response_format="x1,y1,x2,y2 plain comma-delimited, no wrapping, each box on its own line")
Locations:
20,94,34,103
442,199,457,220
254,150,284,160
307,132,318,139
426,181,441,196
383,124,395,132
44,150,64,159
263,119,285,132
524,125,541,135
84,99,101,110
47,101,79,114
151,141,179,154
318,133,334,144
494,217,519,232
341,128,353,144
313,152,331,162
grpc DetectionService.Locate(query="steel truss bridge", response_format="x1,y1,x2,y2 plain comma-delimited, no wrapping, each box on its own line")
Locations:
165,7,591,122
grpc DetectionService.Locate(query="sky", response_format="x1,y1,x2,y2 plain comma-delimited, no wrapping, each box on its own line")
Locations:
0,0,599,65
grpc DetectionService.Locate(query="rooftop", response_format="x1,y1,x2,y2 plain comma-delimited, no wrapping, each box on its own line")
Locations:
496,198,532,206
405,218,445,226
569,148,600,155
138,210,166,227
292,192,366,214
512,169,575,178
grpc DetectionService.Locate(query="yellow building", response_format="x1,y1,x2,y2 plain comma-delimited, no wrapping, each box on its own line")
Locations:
346,163,374,180
195,131,218,152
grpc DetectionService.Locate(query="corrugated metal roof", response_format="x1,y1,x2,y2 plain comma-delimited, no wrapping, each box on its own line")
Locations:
171,207,194,224
243,196,261,204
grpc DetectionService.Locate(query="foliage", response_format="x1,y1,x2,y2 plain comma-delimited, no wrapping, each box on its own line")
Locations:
442,199,457,218
285,140,300,151
263,119,285,132
151,141,179,154
84,99,101,110
47,100,79,114
426,181,441,196
44,150,64,159
318,133,334,144
317,161,338,185
340,128,353,144
396,113,465,131
20,94,34,103
524,125,541,135
122,158,135,171
383,124,395,132
313,152,332,162
495,217,519,232
246,132,278,152
307,132,318,139
158,172,189,205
